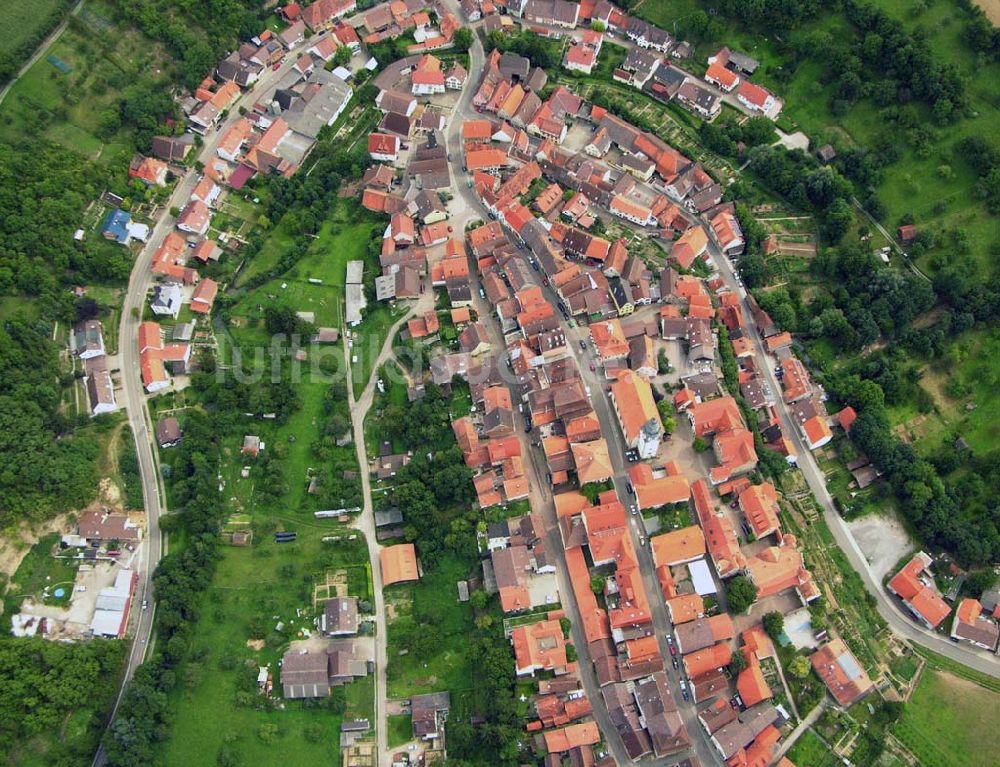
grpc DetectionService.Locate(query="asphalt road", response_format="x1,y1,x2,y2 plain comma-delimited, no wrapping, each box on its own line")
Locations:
440,18,725,764
92,53,308,767
702,228,1000,680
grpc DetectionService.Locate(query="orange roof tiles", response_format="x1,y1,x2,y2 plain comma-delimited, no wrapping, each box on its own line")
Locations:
379,543,419,585
571,439,613,485
765,331,792,351
554,490,592,519
666,593,704,625
689,396,743,436
736,655,772,707
565,545,610,643
610,371,661,445
512,618,568,675
809,638,874,707
802,415,832,448
888,553,950,628
651,526,706,567
745,534,816,600
710,428,757,485
838,406,857,432
462,119,494,140
543,722,601,754
738,483,781,539
628,463,690,509
590,319,629,360
190,278,218,314
683,642,732,678
705,62,739,89
671,226,708,269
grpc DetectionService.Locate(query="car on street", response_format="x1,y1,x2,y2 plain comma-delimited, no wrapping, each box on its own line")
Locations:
531,260,539,271
672,657,679,669
626,481,635,495
666,636,676,656
141,600,148,610
589,363,595,371
579,340,587,350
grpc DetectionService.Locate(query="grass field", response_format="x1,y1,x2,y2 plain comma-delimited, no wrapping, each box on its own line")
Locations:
387,714,412,748
5,533,80,613
0,0,166,167
0,0,66,57
786,728,837,767
158,530,371,767
385,554,476,699
637,0,1000,277
892,669,1000,767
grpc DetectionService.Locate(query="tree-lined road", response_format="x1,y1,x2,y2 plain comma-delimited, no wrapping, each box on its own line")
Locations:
94,52,315,767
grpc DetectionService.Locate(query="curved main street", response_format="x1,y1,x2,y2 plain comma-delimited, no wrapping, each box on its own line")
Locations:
93,53,313,766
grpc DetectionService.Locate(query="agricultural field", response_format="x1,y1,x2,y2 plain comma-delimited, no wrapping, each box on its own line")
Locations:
0,0,66,58
892,669,1000,767
157,529,373,767
0,0,169,167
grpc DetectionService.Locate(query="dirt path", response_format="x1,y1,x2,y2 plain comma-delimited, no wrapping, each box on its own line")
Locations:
344,300,428,767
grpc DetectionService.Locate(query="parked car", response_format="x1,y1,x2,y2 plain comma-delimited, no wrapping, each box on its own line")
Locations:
626,481,635,495
671,657,679,670
141,600,148,610
589,363,596,372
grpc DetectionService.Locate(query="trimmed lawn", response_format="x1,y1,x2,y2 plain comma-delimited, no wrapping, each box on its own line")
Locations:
387,714,412,748
892,669,1000,767
349,302,408,399
6,533,80,613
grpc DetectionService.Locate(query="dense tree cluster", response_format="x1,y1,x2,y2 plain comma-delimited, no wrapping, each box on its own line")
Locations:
0,142,116,296
829,369,1000,566
808,243,936,351
484,30,560,71
698,116,776,158
104,409,225,765
446,614,524,765
0,638,126,765
957,135,1000,214
113,0,266,89
748,146,856,241
0,318,100,527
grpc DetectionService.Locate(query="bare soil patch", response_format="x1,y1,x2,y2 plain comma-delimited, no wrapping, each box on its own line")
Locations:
975,0,1000,24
